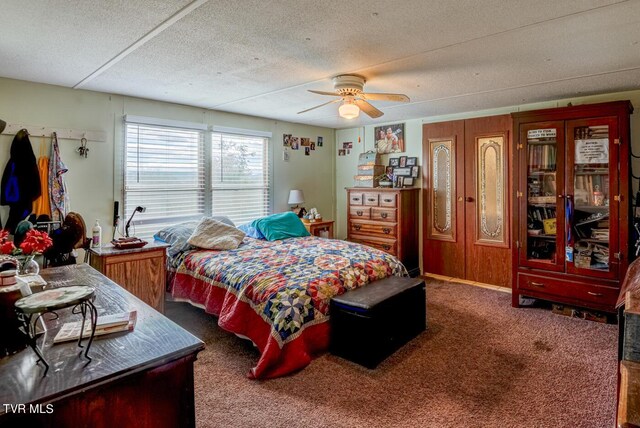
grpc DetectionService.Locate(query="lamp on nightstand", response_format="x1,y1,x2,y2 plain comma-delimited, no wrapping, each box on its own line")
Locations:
0,119,6,133
288,190,306,218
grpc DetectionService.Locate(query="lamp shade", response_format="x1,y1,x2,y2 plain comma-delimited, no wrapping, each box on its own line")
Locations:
0,120,5,134
288,189,304,205
338,103,360,119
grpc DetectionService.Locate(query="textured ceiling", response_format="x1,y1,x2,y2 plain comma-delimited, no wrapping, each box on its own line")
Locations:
1,0,638,128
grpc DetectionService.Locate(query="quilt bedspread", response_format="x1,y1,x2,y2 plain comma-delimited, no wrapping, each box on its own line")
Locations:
171,236,406,378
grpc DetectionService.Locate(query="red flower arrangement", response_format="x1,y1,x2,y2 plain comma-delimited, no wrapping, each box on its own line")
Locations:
0,229,52,256
0,229,53,271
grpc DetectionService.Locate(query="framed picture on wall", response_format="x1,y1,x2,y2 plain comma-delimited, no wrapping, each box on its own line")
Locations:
411,166,420,178
399,156,408,168
389,158,399,167
406,157,417,166
374,123,405,154
403,177,414,187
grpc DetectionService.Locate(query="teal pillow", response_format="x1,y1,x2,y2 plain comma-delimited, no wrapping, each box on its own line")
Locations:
253,212,310,241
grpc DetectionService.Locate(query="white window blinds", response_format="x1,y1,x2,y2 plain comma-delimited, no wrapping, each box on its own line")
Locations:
211,132,271,225
124,122,205,238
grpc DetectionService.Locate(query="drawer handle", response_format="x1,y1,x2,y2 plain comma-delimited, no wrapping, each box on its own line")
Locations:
587,292,603,297
367,198,376,202
382,245,391,250
354,225,361,231
353,198,360,202
380,212,388,219
356,210,363,216
530,282,545,288
383,228,391,234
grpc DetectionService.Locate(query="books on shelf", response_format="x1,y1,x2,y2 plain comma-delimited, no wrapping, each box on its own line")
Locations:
53,311,137,344
528,144,557,171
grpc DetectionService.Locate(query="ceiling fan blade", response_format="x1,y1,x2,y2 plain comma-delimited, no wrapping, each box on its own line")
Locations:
297,99,341,114
308,90,342,97
361,93,410,102
355,100,384,118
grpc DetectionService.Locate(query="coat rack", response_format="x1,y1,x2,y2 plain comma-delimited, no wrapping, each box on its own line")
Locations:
0,123,106,143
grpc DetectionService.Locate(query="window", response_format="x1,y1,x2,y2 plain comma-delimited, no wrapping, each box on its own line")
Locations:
211,132,271,225
123,118,271,238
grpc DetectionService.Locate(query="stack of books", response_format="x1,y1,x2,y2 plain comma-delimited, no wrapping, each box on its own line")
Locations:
53,311,137,344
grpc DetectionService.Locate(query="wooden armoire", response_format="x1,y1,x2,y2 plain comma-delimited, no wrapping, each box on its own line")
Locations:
511,101,633,312
422,115,513,288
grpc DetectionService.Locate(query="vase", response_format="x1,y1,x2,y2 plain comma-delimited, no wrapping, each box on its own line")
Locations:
19,258,40,276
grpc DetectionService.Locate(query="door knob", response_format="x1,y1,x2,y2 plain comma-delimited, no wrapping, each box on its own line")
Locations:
465,197,474,202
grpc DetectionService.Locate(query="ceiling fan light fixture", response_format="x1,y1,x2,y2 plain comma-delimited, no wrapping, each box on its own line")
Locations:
339,102,360,119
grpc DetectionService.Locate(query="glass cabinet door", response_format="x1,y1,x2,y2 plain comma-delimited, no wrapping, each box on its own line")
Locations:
519,122,565,271
566,118,619,279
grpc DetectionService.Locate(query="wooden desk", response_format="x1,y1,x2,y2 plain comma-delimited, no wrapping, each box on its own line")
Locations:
303,220,334,238
89,241,169,313
0,264,204,428
618,257,640,428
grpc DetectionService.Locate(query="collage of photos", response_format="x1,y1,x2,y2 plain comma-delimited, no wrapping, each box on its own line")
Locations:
385,156,420,187
338,141,353,156
283,134,323,158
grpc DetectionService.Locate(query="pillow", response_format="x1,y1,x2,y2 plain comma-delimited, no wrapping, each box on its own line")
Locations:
237,222,266,240
252,212,310,241
187,217,246,250
154,216,236,257
154,220,199,258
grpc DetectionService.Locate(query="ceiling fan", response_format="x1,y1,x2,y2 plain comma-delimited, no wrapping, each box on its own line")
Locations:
298,75,410,119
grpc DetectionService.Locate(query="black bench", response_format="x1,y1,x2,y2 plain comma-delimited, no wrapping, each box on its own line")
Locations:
329,276,426,368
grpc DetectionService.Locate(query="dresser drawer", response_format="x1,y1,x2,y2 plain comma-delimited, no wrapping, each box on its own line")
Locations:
349,193,364,206
349,207,371,219
371,207,397,222
363,193,379,206
518,273,618,307
379,194,397,208
350,234,397,256
350,221,397,237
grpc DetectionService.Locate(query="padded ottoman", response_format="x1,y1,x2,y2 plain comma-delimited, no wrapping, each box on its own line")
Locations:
329,276,426,368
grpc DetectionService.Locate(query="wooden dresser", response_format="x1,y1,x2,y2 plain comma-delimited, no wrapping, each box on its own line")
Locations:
89,241,169,313
346,187,420,276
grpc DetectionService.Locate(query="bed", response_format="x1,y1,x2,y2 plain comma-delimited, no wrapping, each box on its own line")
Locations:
166,234,407,379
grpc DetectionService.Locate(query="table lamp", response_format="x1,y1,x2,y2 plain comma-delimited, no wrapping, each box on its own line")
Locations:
125,206,146,237
288,190,305,217
0,119,6,134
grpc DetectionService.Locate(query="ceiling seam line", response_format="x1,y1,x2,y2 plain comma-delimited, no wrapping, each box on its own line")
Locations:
208,0,631,109
73,0,210,89
300,65,640,123
388,65,640,109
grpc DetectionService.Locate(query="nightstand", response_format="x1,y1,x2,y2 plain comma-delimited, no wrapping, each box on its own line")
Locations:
303,220,334,239
88,241,169,313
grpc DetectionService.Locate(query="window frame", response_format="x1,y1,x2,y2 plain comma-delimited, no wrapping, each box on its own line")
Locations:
120,116,272,238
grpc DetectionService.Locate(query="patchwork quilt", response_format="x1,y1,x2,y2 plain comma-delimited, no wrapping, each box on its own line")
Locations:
170,236,406,378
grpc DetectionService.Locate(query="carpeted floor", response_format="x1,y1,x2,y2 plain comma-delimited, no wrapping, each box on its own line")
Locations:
165,279,618,428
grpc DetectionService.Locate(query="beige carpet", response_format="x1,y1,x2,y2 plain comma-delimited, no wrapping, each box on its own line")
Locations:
166,279,618,428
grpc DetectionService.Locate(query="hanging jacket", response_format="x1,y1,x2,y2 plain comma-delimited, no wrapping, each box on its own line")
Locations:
1,129,41,231
32,137,52,218
49,132,69,222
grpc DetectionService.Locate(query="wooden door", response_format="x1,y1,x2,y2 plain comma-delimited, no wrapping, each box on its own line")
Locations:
423,120,465,278
463,115,512,287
